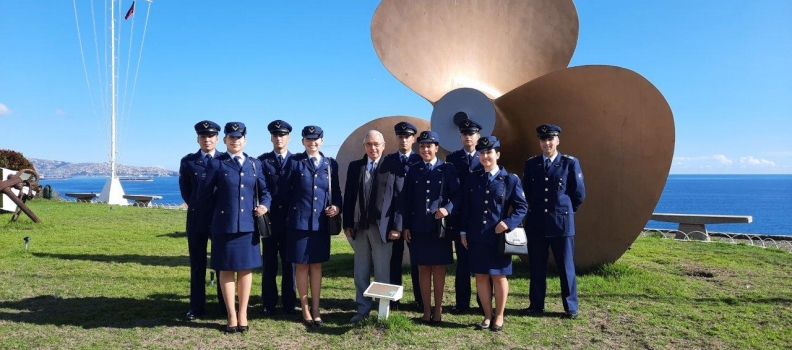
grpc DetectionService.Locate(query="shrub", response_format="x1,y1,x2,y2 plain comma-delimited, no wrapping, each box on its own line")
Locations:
0,149,35,171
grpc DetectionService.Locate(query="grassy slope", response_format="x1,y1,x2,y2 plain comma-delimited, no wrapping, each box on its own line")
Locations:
1,200,790,349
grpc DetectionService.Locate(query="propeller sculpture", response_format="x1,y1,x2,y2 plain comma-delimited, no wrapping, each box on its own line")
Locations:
337,0,674,268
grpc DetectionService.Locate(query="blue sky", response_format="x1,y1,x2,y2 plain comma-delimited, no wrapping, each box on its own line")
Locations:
1,0,790,174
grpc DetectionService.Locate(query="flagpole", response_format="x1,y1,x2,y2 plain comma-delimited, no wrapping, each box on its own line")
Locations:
99,0,128,205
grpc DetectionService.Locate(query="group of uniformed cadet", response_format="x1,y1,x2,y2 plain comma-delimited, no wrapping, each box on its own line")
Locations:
178,114,585,333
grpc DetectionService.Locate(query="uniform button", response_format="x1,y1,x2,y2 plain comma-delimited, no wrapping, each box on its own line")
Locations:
485,190,489,194
314,197,318,200
314,174,318,177
426,199,430,202
483,221,487,224
426,180,430,184
241,196,244,200
484,200,488,204
241,209,244,212
544,188,548,191
293,207,296,209
221,210,224,214
194,172,198,176
544,198,548,202
278,205,283,209
313,209,317,212
545,177,549,181
241,172,244,176
426,190,430,193
241,184,245,188
544,209,548,213
314,185,317,189
427,209,431,212
191,208,194,211
484,210,488,214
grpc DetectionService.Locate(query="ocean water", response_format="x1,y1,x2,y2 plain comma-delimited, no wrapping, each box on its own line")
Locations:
40,174,792,236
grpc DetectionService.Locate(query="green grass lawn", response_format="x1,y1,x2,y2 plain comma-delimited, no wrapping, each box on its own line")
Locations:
1,200,791,349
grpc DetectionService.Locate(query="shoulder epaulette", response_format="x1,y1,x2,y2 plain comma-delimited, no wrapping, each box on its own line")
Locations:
562,154,576,160
527,155,539,160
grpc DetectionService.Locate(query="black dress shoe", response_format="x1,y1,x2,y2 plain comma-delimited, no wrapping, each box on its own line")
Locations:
490,323,503,332
450,305,469,314
222,325,238,333
260,306,276,316
522,308,544,316
475,320,491,330
237,325,249,333
561,312,578,319
302,319,314,328
312,319,324,327
185,310,204,321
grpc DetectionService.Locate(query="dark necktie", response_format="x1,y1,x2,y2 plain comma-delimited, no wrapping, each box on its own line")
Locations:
204,153,212,163
235,156,242,166
310,156,318,168
277,154,283,167
544,158,551,172
401,155,408,167
468,153,473,164
488,173,494,183
369,162,377,177
425,163,432,173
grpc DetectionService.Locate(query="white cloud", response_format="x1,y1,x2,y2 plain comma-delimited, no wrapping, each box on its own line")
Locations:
739,156,776,167
0,103,11,116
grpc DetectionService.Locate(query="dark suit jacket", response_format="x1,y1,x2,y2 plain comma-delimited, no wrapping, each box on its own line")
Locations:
342,154,404,243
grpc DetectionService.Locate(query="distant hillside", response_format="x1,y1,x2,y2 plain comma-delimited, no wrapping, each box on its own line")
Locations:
30,158,177,178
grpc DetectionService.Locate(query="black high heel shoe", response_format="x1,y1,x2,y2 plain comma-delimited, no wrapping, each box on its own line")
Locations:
222,325,239,333
237,325,249,333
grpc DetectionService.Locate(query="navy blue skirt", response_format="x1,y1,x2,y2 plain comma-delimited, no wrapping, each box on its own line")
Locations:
409,230,453,266
467,239,513,276
210,232,262,271
285,229,330,264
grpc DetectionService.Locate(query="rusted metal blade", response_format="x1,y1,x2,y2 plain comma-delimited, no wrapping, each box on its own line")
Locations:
493,65,675,268
371,0,579,102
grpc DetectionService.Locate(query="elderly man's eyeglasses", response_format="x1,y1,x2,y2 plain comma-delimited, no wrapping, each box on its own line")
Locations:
365,142,384,148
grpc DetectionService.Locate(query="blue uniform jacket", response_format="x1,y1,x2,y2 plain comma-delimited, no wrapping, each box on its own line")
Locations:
460,168,528,245
522,153,585,237
401,161,460,233
385,151,423,176
282,152,343,232
200,152,272,235
445,149,483,234
179,150,216,233
257,151,292,228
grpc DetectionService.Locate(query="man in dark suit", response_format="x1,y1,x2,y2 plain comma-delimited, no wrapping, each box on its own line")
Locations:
257,120,297,316
178,120,225,320
384,121,424,311
343,130,404,323
444,113,484,314
522,124,586,319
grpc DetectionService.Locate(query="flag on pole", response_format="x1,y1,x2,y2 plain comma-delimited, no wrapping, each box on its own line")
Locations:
124,1,136,20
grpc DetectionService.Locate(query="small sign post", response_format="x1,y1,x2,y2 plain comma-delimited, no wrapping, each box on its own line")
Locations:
363,282,403,320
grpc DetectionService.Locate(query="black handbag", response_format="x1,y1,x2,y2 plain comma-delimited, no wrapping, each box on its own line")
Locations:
498,174,528,256
434,165,446,239
252,160,272,238
326,158,342,235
